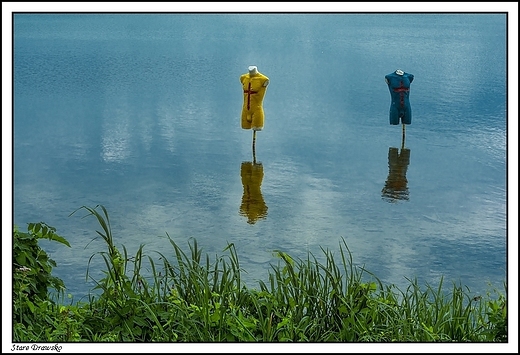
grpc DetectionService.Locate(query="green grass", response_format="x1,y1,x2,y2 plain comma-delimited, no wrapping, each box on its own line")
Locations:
13,205,507,342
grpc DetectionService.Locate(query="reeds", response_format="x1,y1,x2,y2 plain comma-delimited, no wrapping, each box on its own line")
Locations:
13,205,507,342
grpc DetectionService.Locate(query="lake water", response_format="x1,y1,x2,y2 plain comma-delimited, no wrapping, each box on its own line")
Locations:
12,13,509,301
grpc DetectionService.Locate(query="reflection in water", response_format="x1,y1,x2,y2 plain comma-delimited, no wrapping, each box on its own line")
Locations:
382,146,411,203
101,107,131,163
239,161,268,224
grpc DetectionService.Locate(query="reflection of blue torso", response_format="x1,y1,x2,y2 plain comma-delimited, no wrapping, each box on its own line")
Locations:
385,72,414,125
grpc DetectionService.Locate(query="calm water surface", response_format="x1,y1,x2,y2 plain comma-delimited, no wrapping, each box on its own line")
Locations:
13,14,507,299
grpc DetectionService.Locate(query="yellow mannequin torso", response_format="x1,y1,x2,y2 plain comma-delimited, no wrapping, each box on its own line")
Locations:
240,72,269,130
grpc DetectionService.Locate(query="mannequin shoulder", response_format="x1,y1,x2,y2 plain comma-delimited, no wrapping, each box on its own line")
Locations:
259,74,269,86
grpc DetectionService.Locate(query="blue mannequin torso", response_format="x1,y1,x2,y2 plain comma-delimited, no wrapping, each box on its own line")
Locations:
385,71,414,125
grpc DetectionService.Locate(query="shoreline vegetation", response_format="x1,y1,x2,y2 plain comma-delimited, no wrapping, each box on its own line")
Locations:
13,205,507,342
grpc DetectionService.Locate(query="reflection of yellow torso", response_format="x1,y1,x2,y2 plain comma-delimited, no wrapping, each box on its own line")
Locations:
239,162,268,224
240,72,269,130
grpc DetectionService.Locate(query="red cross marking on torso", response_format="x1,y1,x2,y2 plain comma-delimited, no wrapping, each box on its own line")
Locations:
392,81,409,93
393,81,409,107
244,82,258,110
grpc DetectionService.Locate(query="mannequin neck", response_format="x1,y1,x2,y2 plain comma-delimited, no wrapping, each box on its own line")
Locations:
248,66,258,75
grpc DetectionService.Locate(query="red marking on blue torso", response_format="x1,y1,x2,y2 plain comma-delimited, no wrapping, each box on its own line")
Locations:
393,81,409,107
